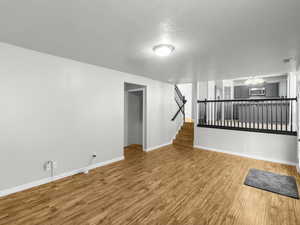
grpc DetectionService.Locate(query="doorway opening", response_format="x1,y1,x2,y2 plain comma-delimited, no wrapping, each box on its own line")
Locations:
124,83,146,155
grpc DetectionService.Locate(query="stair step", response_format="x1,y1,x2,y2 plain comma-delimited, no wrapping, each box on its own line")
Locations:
173,144,193,150
173,141,193,149
181,129,193,133
184,122,194,125
173,139,193,146
172,122,194,150
180,126,193,130
174,139,193,145
178,130,194,136
182,124,194,129
176,134,193,142
181,124,193,129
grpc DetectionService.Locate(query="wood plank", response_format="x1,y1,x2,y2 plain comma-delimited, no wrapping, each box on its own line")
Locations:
0,145,299,225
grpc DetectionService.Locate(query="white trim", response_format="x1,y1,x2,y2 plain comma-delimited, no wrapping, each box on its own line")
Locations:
145,142,171,152
142,88,146,151
194,145,298,166
231,73,287,81
171,125,181,142
125,86,147,151
0,156,124,198
297,164,300,174
127,88,144,93
85,157,124,171
171,114,186,143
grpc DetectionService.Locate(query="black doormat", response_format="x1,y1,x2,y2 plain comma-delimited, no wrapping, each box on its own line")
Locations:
244,168,299,199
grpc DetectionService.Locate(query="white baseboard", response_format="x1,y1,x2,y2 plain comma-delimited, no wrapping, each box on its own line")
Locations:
86,157,124,171
0,156,124,198
194,145,298,166
145,142,172,152
172,124,181,141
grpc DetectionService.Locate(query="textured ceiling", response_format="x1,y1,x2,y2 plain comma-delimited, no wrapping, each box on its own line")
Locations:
0,0,299,83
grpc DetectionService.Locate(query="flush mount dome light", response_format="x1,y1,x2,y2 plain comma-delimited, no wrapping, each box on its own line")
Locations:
153,44,175,57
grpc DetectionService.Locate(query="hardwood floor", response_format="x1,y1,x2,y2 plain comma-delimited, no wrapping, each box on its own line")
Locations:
0,144,299,225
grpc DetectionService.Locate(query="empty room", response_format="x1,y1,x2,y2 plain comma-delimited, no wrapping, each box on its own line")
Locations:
0,1,300,225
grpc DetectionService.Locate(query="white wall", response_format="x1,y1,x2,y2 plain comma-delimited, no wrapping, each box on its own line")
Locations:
195,128,297,165
177,83,192,119
194,80,298,165
127,91,143,145
0,42,182,192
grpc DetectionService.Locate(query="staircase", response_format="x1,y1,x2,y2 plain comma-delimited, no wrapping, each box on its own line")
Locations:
171,84,194,148
173,121,194,148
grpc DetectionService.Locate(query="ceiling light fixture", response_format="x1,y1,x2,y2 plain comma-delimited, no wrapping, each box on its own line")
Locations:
245,77,265,86
153,44,175,57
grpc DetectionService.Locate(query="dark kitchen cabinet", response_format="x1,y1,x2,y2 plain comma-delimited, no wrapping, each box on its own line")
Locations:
234,86,249,99
234,83,279,99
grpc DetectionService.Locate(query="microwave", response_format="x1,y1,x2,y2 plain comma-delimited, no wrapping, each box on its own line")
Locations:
249,87,265,96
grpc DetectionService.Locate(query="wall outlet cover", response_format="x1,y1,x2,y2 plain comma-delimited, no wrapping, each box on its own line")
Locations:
52,161,58,169
44,161,52,171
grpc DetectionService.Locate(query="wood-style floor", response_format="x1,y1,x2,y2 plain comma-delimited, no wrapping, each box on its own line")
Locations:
0,144,300,225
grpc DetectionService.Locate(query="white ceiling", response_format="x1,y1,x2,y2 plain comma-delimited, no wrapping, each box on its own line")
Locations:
0,0,299,83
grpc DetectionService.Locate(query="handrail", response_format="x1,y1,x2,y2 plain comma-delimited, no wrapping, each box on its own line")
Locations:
171,101,186,121
197,97,297,136
175,98,185,113
175,84,184,101
172,85,186,122
198,97,297,103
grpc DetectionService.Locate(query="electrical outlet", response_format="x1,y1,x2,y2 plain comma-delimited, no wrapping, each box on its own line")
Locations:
44,160,57,171
53,161,58,169
44,161,52,171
